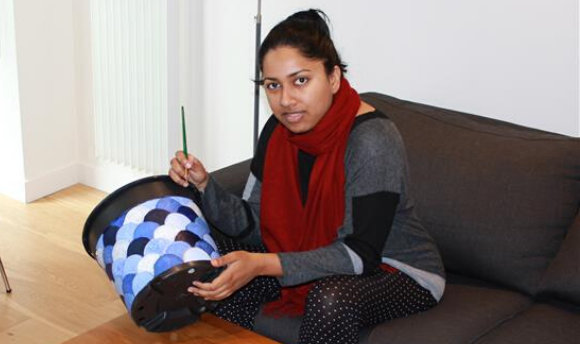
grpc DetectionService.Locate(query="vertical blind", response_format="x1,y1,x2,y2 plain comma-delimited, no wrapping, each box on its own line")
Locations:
90,0,168,174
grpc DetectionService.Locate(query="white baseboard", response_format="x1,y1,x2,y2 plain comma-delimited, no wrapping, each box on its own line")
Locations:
11,161,157,203
24,163,79,202
78,160,153,194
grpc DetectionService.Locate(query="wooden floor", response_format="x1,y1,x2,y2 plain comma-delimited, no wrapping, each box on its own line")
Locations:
0,184,127,343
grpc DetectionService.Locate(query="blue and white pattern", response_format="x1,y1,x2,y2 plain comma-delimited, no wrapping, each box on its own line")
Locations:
95,196,219,311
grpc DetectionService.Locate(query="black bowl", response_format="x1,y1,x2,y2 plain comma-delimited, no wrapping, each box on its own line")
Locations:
83,175,201,258
82,175,223,332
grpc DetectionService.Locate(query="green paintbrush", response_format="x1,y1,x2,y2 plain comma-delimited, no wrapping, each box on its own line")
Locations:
181,106,188,158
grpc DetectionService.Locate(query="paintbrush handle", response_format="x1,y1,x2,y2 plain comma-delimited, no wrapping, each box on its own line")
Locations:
181,106,188,158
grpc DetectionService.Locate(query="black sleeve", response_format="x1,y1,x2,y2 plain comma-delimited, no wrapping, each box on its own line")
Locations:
341,113,407,274
250,115,279,182
344,191,400,274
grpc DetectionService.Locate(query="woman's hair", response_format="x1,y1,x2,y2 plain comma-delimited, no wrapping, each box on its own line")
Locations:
258,9,347,76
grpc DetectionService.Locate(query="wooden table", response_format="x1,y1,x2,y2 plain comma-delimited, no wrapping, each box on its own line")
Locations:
63,313,279,344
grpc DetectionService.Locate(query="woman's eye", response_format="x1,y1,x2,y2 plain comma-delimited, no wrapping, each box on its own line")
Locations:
295,77,308,86
265,82,280,90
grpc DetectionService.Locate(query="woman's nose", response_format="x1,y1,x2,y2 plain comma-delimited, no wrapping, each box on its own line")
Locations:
280,87,295,107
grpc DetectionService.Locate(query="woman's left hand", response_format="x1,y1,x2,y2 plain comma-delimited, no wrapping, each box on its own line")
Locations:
188,251,278,301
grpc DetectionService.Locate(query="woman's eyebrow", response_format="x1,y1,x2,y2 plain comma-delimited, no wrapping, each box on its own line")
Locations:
288,69,311,77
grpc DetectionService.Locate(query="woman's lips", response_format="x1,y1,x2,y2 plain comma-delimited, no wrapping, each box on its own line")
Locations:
284,112,304,123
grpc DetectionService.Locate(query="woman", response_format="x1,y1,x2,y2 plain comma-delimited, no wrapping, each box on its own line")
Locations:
169,9,445,344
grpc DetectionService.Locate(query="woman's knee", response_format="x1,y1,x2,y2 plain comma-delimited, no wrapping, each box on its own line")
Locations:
304,275,363,319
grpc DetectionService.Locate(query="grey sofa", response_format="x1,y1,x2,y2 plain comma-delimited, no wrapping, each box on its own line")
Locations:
208,92,580,343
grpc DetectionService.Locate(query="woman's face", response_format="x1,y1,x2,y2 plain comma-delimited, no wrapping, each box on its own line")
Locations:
262,46,341,134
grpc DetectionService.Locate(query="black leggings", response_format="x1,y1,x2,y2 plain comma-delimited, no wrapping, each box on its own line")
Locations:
212,239,437,344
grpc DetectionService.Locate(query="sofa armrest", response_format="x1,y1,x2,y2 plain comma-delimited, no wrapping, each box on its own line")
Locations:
208,159,252,198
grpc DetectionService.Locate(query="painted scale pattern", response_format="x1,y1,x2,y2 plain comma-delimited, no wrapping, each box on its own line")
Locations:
94,196,219,311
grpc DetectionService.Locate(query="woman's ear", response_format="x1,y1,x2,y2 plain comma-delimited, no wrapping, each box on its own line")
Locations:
329,65,341,94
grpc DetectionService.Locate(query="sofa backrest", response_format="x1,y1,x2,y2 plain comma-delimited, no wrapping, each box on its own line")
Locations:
210,159,252,197
362,93,580,297
537,209,580,305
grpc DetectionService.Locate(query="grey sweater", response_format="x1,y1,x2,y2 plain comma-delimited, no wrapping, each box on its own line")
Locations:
200,111,446,301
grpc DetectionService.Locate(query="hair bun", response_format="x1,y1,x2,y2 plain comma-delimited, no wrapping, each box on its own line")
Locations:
259,8,347,75
286,9,331,37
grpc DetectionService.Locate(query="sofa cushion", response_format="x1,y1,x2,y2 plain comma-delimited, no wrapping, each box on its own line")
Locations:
254,310,301,344
362,93,580,296
537,210,580,305
253,308,372,344
366,283,532,344
473,303,580,344
253,283,531,344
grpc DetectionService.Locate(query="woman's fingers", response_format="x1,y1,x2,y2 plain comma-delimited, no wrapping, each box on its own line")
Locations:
175,151,194,169
187,259,235,301
169,156,188,185
188,281,232,301
168,168,188,187
169,151,195,186
169,151,209,191
170,154,187,174
174,151,197,169
185,251,262,301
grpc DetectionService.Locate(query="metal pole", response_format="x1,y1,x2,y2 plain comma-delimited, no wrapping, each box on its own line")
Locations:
253,0,262,152
0,256,12,293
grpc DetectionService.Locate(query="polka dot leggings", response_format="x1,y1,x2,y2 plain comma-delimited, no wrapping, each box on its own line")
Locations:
298,270,437,344
211,239,281,329
211,239,437,344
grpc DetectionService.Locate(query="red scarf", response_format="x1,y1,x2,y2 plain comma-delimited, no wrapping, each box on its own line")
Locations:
260,78,361,315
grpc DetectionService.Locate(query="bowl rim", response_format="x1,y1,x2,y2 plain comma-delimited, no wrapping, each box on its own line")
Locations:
82,175,200,258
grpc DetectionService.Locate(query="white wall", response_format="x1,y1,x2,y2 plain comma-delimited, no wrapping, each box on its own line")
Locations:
1,0,578,201
197,0,578,173
0,0,26,201
263,0,578,136
183,0,205,158
199,0,258,172
11,0,78,202
174,0,205,167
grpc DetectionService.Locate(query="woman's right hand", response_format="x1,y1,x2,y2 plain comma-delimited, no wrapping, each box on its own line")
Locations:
169,151,209,192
